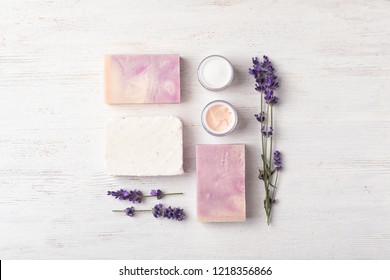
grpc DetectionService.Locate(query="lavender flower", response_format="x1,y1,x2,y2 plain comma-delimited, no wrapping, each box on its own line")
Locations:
254,112,266,123
249,55,283,225
249,56,279,105
107,189,143,203
264,94,279,106
261,126,273,137
274,151,282,170
107,189,129,200
150,189,164,199
125,207,135,217
163,206,185,221
128,189,143,203
152,203,163,218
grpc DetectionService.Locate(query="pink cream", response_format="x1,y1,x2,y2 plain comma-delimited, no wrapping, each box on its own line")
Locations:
205,104,233,132
201,100,238,136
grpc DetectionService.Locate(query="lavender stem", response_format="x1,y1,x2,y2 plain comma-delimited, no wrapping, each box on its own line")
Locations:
112,210,151,212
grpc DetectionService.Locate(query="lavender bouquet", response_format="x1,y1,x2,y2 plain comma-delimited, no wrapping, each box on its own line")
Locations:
249,56,283,225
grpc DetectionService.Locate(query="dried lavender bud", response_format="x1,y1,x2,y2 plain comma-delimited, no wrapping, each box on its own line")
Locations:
107,189,129,200
152,203,163,218
261,126,273,138
254,112,266,123
150,189,164,199
128,190,143,203
163,206,185,221
274,151,282,170
264,93,279,106
125,207,135,217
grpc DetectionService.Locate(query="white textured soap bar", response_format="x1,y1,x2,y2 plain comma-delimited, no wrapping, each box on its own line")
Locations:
106,116,183,176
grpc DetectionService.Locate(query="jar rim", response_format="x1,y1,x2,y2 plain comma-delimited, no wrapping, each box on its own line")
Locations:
201,100,238,136
197,55,234,91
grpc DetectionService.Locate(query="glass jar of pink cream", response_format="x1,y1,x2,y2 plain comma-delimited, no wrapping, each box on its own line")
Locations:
201,100,238,136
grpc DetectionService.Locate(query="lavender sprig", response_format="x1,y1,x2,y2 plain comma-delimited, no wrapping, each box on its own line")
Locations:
149,189,183,200
112,207,151,217
113,204,185,221
107,188,183,203
249,55,283,225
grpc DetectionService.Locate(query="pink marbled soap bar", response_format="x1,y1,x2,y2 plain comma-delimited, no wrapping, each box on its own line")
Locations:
196,144,246,222
104,54,180,104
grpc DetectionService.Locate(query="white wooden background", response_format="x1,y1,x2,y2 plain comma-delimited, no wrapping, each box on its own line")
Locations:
1,0,389,260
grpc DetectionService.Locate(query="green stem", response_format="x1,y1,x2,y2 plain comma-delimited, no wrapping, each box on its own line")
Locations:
112,210,151,213
269,106,273,172
259,93,274,225
268,171,279,224
265,187,271,225
264,105,270,154
143,192,183,198
271,171,279,202
260,93,268,182
265,104,273,225
260,93,265,164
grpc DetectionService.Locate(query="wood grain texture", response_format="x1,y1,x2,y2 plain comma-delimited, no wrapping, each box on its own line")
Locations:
1,0,390,259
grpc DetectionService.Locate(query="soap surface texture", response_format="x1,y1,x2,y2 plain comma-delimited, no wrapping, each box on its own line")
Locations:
196,144,246,222
106,116,183,176
105,54,180,104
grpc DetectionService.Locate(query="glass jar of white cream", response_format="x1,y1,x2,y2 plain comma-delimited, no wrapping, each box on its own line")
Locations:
201,100,238,136
197,55,234,91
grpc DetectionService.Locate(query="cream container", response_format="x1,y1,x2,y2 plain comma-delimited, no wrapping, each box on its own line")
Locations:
201,100,238,136
197,55,234,91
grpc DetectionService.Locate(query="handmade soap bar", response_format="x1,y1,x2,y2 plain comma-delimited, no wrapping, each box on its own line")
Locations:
106,116,183,176
196,144,246,222
104,54,180,104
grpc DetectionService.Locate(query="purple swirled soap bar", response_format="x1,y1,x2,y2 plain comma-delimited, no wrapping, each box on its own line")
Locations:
196,144,246,222
104,54,180,104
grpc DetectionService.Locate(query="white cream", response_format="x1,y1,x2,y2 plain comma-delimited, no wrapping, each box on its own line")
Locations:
198,55,234,91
